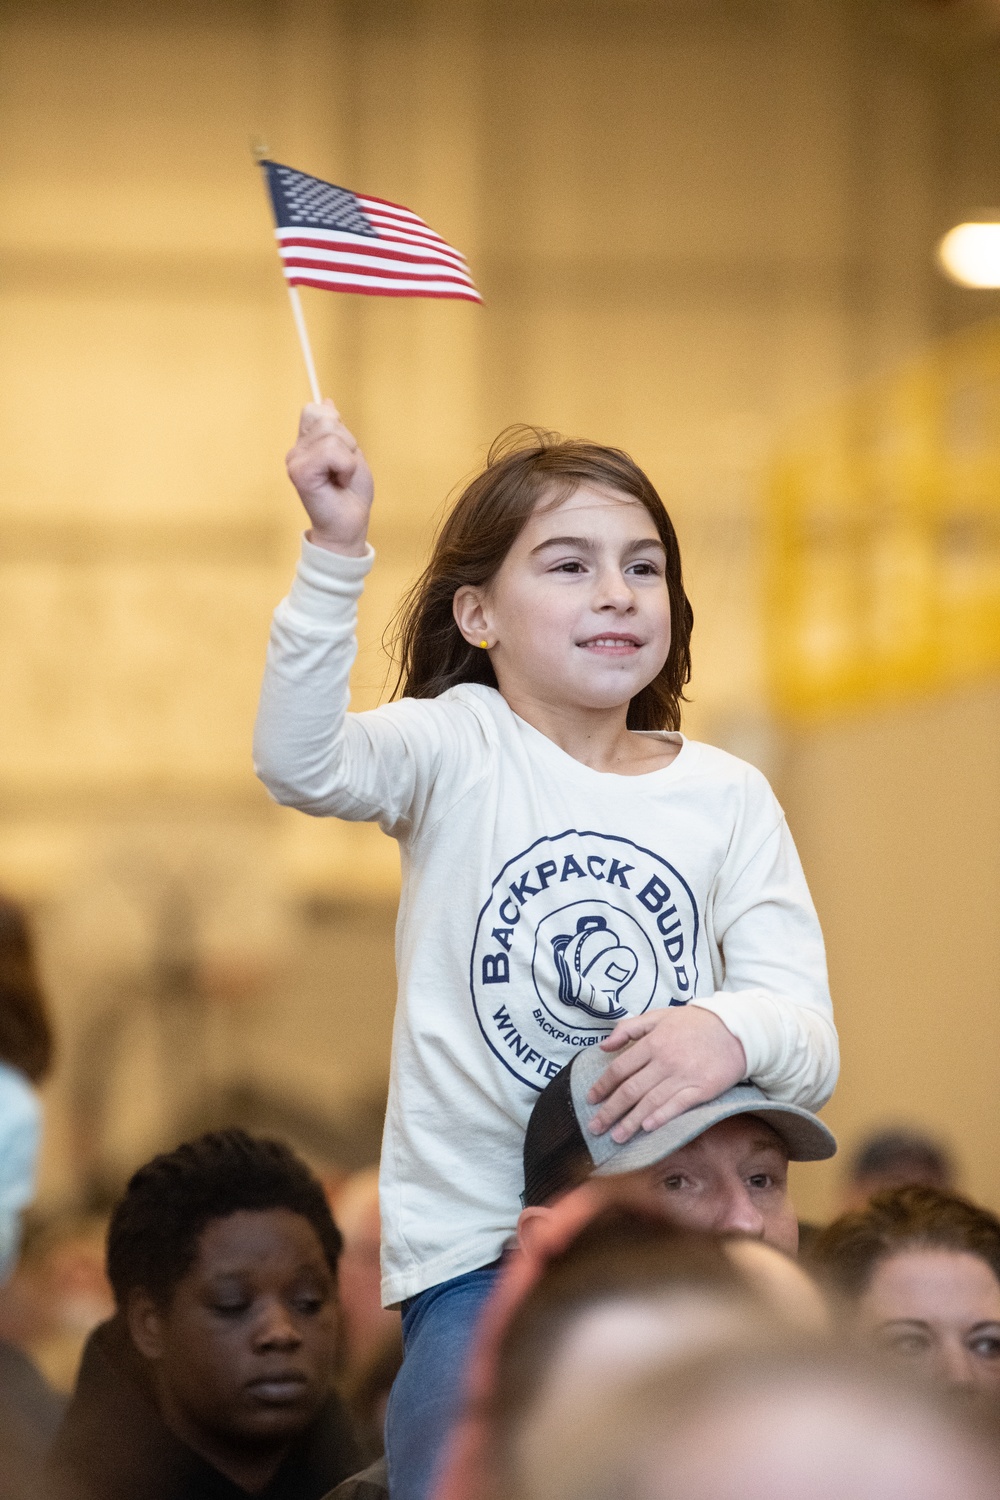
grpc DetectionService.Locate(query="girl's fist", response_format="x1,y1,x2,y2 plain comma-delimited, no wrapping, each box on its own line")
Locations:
285,400,374,556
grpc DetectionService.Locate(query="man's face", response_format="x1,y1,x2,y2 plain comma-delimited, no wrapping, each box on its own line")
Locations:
631,1115,798,1254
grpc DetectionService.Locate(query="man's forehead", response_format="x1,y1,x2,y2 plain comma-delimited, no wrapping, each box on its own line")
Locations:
659,1114,789,1166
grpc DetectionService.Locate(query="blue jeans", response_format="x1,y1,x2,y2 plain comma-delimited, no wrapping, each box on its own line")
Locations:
384,1261,502,1500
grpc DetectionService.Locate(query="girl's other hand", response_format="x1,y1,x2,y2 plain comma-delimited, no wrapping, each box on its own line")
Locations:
286,400,374,557
585,1007,747,1144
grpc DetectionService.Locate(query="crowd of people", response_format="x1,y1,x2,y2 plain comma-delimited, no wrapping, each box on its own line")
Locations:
2,885,1000,1499
3,407,1000,1498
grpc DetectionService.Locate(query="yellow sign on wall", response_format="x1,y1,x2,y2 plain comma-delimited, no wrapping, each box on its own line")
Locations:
765,321,1000,722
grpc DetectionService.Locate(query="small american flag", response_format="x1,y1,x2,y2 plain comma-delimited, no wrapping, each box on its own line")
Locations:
260,160,481,303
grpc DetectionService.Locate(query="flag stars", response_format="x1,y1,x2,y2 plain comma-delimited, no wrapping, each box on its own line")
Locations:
271,166,376,236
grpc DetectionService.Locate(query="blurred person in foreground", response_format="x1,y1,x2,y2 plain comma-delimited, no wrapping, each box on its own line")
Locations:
49,1131,361,1500
0,894,64,1489
516,1340,1000,1500
810,1185,1000,1401
422,1045,837,1500
378,1051,835,1500
470,1203,830,1500
841,1125,956,1211
325,1058,837,1500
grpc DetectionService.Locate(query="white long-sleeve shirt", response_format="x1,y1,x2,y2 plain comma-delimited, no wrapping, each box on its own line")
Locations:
254,539,838,1305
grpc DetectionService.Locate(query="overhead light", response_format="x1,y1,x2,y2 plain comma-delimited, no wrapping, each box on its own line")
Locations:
937,219,1000,287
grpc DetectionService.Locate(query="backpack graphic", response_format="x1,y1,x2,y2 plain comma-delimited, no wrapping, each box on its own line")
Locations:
470,829,700,1091
550,913,638,1021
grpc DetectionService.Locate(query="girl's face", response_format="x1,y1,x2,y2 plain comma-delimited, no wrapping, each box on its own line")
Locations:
459,485,672,722
857,1247,1000,1397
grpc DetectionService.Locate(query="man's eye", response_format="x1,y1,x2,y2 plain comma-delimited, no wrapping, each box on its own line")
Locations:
747,1174,773,1190
969,1334,1000,1359
661,1175,686,1191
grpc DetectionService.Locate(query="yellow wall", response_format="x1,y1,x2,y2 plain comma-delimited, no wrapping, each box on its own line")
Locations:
1,0,997,1213
786,684,1000,1220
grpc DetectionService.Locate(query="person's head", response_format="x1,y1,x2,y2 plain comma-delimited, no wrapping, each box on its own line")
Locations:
391,430,693,729
488,1206,827,1500
517,1341,1000,1500
520,1057,837,1256
0,895,54,1085
107,1131,343,1478
811,1186,1000,1399
843,1126,956,1211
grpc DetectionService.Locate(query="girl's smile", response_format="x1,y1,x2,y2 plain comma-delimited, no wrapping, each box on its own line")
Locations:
577,632,644,653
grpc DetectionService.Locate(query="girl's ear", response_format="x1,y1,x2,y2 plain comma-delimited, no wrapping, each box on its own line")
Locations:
126,1288,167,1362
453,585,491,647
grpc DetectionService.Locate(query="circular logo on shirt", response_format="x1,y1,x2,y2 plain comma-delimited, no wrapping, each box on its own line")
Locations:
470,829,700,1091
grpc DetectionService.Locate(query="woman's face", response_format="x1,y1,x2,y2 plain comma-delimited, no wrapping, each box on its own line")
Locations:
858,1248,1000,1397
129,1208,339,1470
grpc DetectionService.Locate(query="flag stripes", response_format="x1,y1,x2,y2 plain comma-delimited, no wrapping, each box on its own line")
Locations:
261,160,481,304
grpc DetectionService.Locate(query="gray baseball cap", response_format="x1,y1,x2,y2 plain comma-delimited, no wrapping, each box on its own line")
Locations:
523,1044,836,1207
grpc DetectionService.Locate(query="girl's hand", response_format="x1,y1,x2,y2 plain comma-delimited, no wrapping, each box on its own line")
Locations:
285,400,374,557
585,1007,747,1144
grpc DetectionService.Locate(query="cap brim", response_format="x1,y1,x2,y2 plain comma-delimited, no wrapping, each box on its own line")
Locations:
569,1048,837,1176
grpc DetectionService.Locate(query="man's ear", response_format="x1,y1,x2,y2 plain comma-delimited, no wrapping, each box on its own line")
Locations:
515,1205,555,1256
452,585,491,648
125,1288,167,1362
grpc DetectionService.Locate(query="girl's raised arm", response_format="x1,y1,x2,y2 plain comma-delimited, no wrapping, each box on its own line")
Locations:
254,406,484,835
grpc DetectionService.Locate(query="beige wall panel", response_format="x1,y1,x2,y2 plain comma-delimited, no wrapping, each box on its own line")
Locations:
0,9,281,257
352,297,486,510
482,25,850,265
237,900,399,1113
0,289,291,521
489,297,797,448
0,560,277,786
784,685,1000,1220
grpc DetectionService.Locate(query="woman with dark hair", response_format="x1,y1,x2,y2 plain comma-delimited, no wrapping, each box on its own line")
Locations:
811,1186,1000,1398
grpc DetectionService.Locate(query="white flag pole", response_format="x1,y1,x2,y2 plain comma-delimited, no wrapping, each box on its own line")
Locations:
286,285,322,403
253,138,323,404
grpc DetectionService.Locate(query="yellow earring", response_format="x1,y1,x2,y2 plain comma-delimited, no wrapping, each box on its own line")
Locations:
480,639,489,649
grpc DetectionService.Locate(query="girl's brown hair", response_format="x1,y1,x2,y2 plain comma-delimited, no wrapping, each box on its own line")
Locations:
0,895,54,1084
391,429,694,731
809,1185,1000,1300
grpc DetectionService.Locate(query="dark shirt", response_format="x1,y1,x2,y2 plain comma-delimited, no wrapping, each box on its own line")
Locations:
0,1339,66,1500
48,1316,361,1500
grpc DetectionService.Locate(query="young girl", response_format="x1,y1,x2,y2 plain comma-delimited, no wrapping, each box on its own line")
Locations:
254,403,838,1500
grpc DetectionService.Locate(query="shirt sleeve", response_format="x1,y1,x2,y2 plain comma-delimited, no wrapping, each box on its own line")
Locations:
691,816,839,1111
253,537,489,838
